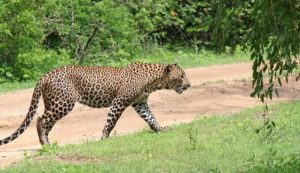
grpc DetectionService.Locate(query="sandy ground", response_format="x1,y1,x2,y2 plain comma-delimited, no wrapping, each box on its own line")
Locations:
0,63,299,167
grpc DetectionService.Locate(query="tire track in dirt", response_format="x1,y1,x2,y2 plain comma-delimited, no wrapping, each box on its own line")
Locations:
0,63,299,167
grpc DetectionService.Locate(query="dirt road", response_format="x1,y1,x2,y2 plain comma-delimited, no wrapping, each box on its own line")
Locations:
0,63,299,167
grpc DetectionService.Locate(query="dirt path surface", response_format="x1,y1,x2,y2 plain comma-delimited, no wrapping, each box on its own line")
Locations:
0,63,299,167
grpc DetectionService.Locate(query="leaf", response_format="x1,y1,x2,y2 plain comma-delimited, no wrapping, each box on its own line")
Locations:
296,73,300,81
250,91,256,97
23,74,31,79
260,93,265,103
278,78,282,86
275,88,279,97
271,121,275,127
5,72,13,78
255,128,260,134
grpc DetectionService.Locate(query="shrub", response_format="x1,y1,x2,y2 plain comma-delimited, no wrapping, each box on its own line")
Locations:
14,49,71,81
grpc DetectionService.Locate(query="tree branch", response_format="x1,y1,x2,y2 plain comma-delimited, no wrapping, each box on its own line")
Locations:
76,25,99,64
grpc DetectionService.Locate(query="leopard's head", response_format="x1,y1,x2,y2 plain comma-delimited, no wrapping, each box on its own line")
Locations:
164,64,191,94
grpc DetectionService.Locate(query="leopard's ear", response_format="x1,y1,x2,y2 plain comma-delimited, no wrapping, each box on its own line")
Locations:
164,64,173,74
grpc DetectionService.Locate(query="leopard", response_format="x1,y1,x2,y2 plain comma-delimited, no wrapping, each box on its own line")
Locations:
0,62,191,146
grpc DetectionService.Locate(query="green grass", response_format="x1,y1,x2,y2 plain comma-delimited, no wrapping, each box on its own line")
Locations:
0,81,36,94
2,101,299,173
137,46,250,68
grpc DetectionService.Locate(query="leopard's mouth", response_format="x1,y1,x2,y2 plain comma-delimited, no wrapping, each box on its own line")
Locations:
175,86,188,94
175,87,183,94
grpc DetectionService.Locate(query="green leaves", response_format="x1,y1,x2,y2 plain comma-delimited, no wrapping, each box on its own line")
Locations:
215,0,300,102
42,0,140,65
0,0,46,81
1,0,142,81
0,65,16,83
1,0,298,91
14,48,70,81
247,0,300,102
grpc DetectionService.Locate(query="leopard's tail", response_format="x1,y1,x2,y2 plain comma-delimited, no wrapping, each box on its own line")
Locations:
0,81,43,145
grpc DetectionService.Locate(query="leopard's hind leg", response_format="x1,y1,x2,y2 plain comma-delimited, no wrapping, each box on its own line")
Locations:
37,97,76,145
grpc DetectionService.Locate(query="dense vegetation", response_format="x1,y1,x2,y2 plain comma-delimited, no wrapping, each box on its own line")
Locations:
0,0,248,83
0,0,299,99
2,101,300,172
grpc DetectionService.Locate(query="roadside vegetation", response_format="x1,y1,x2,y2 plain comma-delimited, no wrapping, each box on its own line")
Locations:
1,0,251,93
1,0,298,99
2,101,299,172
0,0,249,84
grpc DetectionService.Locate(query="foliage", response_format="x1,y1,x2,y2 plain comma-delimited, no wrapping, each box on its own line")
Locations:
1,0,299,100
216,0,300,101
0,0,141,82
0,0,45,82
43,0,141,65
0,0,44,61
122,0,250,51
212,0,253,53
15,49,70,81
2,101,300,172
0,0,253,83
248,0,300,102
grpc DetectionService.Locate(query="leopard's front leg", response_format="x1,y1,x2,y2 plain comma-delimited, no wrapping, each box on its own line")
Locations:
132,102,170,132
101,99,127,139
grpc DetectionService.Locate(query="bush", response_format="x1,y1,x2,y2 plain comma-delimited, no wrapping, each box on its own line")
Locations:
14,49,71,81
43,0,142,65
1,0,254,82
122,0,251,51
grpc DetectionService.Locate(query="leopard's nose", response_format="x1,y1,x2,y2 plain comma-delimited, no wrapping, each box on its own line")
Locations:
187,81,191,88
